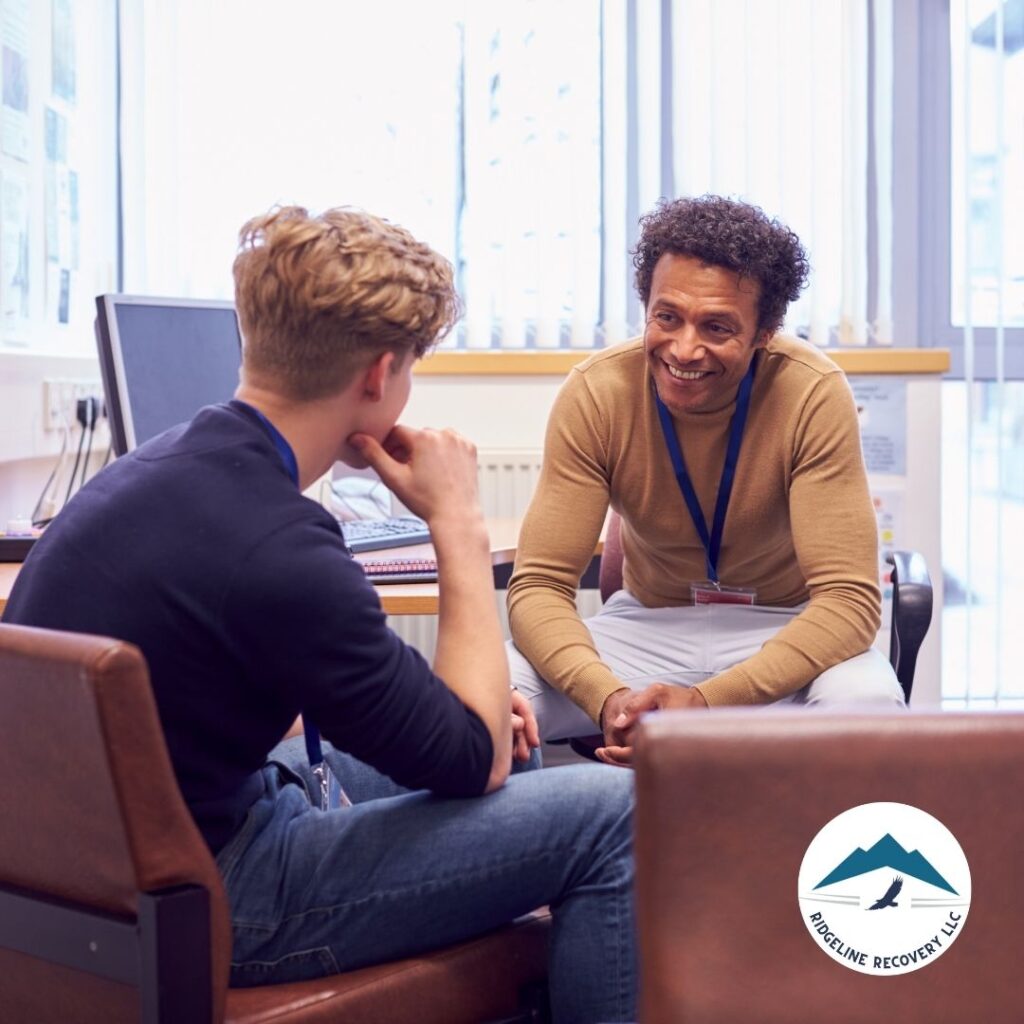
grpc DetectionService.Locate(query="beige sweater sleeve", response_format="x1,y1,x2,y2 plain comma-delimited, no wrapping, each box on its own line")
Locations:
506,371,625,724
695,370,882,705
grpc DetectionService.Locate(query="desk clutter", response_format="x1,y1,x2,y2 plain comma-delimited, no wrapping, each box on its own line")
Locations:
0,522,42,562
358,557,438,584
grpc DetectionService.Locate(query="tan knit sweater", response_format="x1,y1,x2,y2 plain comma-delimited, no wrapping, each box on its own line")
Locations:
507,335,881,723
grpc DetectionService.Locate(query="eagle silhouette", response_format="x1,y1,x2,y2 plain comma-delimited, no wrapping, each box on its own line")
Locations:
867,876,903,910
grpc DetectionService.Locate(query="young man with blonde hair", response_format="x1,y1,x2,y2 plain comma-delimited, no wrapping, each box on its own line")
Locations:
4,206,635,1022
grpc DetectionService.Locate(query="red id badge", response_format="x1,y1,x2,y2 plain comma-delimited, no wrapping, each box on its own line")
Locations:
690,582,757,606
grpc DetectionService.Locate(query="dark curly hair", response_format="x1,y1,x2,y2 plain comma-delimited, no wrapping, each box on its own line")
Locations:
632,195,809,336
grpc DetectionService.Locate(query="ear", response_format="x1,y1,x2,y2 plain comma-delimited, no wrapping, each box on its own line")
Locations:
360,350,396,402
753,329,771,349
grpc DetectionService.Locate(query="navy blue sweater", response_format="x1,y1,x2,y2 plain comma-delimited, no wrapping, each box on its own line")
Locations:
3,402,493,852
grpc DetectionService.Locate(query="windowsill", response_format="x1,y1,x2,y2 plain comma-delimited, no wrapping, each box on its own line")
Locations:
414,348,951,376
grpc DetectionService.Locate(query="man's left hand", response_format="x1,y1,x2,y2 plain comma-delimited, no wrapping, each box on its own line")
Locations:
595,683,707,768
511,688,540,763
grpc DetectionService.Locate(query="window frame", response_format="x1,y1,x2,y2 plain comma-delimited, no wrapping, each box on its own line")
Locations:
911,0,1024,380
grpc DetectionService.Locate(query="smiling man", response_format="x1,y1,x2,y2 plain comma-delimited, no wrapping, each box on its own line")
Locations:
507,195,904,763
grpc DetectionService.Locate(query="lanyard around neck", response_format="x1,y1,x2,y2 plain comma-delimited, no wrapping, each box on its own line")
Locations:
653,358,757,584
236,402,329,773
236,401,299,487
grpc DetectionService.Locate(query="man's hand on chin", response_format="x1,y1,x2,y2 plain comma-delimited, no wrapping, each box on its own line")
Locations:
595,683,708,768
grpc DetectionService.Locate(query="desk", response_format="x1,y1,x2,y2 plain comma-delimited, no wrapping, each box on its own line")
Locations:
0,518,536,620
352,517,524,616
0,564,17,618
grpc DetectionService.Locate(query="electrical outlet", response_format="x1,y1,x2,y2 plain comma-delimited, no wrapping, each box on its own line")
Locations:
43,378,104,431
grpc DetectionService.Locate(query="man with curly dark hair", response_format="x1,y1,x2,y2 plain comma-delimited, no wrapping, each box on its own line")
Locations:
507,195,904,764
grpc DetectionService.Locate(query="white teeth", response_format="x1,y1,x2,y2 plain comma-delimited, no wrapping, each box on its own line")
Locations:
666,364,708,380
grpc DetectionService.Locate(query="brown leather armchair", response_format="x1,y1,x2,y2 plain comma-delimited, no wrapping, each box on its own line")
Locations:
634,708,1024,1023
0,623,550,1024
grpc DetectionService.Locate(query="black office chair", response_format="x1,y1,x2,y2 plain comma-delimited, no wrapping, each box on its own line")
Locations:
566,513,933,760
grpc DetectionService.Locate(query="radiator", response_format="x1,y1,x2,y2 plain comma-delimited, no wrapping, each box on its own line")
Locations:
389,448,603,658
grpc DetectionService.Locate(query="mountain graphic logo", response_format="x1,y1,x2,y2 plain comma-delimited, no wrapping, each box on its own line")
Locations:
797,802,971,977
814,833,957,894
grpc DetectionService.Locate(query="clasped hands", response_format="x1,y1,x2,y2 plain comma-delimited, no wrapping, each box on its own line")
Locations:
595,683,708,768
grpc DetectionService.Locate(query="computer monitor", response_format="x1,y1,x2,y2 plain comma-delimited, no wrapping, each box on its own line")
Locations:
95,294,243,455
93,293,431,555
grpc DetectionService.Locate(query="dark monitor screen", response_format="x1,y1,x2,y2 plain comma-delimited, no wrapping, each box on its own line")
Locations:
95,295,242,455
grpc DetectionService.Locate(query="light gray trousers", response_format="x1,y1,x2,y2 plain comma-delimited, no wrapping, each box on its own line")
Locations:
508,590,906,741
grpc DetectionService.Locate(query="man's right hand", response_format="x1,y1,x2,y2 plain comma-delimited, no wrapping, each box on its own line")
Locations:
596,682,708,768
599,687,635,750
349,425,483,530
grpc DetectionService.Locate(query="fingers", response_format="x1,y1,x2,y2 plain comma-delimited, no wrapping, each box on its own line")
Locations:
510,713,531,762
380,424,418,462
348,431,410,489
514,730,531,763
511,690,541,748
350,425,482,526
595,744,634,768
523,708,541,749
613,682,672,731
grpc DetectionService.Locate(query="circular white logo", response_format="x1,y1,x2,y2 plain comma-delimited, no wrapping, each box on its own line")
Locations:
797,802,971,976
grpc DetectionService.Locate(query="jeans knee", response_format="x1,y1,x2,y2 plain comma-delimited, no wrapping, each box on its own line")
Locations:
562,765,634,844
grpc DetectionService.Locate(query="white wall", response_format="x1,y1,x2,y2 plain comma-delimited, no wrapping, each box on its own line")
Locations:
0,351,108,522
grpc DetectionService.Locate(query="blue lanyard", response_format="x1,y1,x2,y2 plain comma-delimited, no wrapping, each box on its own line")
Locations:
237,401,299,490
653,358,757,584
236,401,328,772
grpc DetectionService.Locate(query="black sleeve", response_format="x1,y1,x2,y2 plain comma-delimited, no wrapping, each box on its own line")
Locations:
223,516,494,797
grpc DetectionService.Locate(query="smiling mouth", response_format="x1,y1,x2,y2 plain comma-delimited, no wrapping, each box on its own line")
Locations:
663,361,712,381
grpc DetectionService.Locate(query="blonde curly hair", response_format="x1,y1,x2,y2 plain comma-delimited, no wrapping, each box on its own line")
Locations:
233,206,460,400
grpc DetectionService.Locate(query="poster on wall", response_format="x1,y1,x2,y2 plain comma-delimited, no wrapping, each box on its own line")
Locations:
44,106,74,323
1,169,31,341
52,0,76,104
69,168,79,269
851,378,907,476
1,0,31,161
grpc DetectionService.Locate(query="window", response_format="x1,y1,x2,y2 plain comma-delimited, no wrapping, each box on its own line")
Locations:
120,0,602,349
913,0,1024,705
121,0,885,350
917,0,1024,378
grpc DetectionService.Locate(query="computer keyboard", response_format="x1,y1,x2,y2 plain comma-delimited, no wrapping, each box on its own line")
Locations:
340,516,432,553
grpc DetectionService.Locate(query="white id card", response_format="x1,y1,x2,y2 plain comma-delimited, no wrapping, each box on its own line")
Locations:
690,582,757,606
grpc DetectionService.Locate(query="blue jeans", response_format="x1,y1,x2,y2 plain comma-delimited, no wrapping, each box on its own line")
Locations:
216,737,636,1024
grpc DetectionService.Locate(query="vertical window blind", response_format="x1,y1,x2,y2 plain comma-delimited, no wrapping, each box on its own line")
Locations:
120,0,890,350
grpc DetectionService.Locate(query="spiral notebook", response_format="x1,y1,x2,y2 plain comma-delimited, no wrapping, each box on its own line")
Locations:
358,557,438,585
